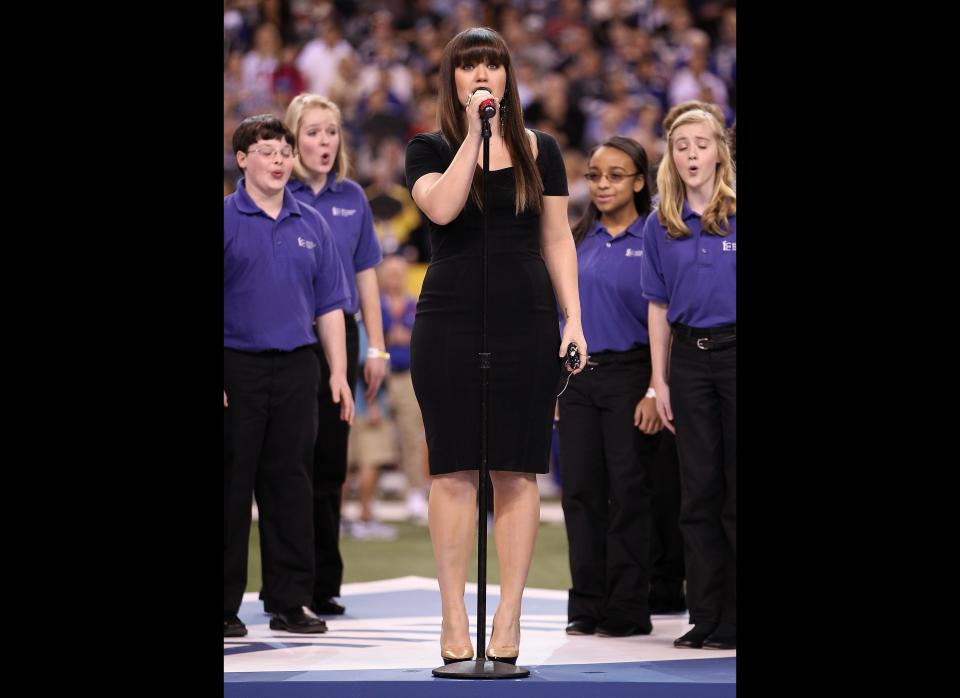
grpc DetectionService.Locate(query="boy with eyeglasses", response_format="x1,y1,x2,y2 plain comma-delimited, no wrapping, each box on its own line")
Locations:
224,114,353,637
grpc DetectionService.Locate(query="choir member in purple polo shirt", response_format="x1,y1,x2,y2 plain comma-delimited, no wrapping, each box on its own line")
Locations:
279,94,386,618
641,108,737,651
559,136,668,638
224,115,353,638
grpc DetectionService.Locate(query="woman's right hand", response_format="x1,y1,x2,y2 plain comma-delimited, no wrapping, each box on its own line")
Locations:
464,88,496,139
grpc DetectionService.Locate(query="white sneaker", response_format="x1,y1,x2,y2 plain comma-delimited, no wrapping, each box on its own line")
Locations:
350,520,398,540
406,489,429,523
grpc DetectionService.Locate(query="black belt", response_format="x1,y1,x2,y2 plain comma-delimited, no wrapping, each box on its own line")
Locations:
586,346,649,366
225,344,314,357
672,323,736,351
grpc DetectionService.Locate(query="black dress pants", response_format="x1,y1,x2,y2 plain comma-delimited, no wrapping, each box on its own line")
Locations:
558,349,656,625
669,337,736,627
650,429,685,599
311,313,359,601
224,346,319,614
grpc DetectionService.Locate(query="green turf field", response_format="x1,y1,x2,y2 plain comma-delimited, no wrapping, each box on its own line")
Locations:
246,517,572,592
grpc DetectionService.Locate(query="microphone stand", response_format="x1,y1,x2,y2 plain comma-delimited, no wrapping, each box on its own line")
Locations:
432,110,530,680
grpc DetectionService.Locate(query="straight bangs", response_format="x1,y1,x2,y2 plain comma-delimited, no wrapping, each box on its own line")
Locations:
450,31,510,70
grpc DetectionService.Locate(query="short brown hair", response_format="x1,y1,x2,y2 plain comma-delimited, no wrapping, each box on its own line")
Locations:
231,114,294,155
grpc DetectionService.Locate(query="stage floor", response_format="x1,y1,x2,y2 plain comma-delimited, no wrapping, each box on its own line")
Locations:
225,576,735,696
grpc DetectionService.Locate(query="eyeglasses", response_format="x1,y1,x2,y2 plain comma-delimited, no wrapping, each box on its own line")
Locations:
247,146,295,159
584,171,639,184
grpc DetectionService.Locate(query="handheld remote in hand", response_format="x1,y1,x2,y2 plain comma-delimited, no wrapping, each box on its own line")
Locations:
565,342,581,370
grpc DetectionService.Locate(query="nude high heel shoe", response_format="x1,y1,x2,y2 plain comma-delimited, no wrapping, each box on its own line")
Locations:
486,616,520,665
440,621,474,665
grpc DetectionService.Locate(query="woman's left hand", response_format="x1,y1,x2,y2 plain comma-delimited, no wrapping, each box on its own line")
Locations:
559,322,587,375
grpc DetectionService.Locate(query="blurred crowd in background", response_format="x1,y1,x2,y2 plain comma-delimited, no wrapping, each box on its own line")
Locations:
225,0,736,263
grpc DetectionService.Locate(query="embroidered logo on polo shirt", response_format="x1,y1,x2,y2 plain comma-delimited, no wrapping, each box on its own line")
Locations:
298,237,317,250
625,248,643,257
332,207,357,217
722,241,736,252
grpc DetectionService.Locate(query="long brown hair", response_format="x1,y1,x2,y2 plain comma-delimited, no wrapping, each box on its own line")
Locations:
437,27,543,215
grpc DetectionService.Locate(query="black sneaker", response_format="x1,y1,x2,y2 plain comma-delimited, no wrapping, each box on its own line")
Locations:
270,607,328,633
674,622,718,648
224,611,247,637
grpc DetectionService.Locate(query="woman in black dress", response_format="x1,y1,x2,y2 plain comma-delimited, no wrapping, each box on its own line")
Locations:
405,27,585,665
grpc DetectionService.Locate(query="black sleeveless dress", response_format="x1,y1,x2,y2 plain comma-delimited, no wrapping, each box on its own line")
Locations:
404,130,568,474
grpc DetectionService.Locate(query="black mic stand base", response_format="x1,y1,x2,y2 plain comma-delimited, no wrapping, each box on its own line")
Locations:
432,659,530,679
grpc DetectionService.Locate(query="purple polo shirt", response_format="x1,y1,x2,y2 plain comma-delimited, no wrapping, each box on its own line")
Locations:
224,178,351,352
381,293,417,371
288,177,383,315
641,202,736,328
571,216,650,352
